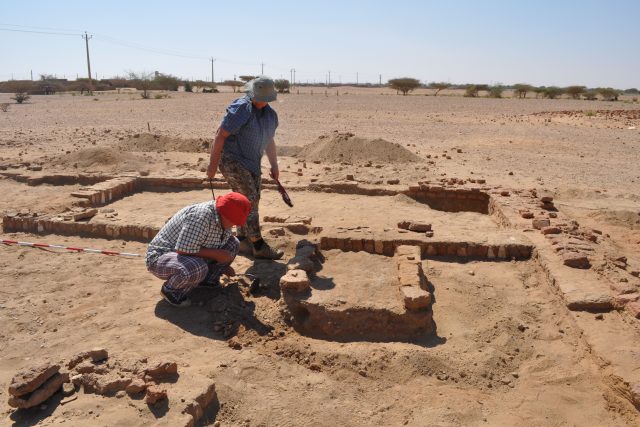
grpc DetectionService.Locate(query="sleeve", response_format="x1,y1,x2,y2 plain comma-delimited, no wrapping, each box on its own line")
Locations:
274,110,279,130
174,213,207,253
220,100,252,134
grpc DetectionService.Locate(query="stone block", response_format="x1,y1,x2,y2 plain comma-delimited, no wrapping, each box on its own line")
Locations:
562,252,590,269
541,226,561,235
364,240,375,253
280,269,310,292
145,361,178,380
146,385,168,405
126,378,147,395
9,363,60,397
408,222,432,232
8,372,68,409
566,293,613,311
374,240,384,254
352,239,363,252
400,286,431,311
532,218,551,230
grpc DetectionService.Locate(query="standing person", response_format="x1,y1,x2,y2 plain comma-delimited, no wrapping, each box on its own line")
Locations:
207,76,284,260
146,192,251,307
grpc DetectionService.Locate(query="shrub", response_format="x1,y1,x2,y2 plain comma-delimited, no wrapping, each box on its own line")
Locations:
429,82,450,96
623,88,639,94
513,83,533,99
388,78,421,95
583,90,598,101
533,86,546,98
152,73,180,91
565,85,586,99
128,71,154,99
464,85,479,97
184,81,193,92
0,103,9,112
274,79,290,93
12,92,30,104
584,110,595,117
597,87,619,101
543,86,564,99
489,85,504,98
222,80,244,93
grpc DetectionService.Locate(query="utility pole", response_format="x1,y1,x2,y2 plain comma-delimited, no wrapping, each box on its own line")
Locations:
328,71,331,87
356,72,358,86
261,62,264,75
210,58,216,83
82,31,93,93
379,74,382,86
30,70,33,81
289,68,295,88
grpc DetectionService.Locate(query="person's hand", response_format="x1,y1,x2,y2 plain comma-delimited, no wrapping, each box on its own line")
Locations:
206,163,217,179
270,165,279,181
223,265,235,277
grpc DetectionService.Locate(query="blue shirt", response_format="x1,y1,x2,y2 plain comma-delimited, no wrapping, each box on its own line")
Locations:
220,96,278,176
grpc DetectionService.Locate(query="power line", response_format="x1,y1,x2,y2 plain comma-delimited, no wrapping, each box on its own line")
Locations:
0,27,79,36
0,23,83,32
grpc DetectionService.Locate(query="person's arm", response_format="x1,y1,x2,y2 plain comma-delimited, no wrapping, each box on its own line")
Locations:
266,137,279,180
176,247,234,264
207,127,230,179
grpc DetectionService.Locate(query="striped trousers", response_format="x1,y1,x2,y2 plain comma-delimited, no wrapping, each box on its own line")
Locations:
147,237,239,301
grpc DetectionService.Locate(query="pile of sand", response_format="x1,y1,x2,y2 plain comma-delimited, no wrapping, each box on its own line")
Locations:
118,133,210,153
296,132,421,163
49,147,144,171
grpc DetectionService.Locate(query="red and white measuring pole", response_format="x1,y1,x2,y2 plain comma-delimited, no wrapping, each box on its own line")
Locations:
1,239,141,258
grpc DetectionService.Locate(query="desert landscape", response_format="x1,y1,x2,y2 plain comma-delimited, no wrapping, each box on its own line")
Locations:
1,87,639,426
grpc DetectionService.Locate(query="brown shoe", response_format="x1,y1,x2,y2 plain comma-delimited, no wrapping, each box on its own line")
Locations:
253,242,284,260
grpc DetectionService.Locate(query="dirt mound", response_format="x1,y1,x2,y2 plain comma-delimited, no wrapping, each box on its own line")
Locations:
50,147,144,171
118,133,210,153
296,132,421,164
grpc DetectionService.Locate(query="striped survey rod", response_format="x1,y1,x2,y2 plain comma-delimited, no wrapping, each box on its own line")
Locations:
1,239,141,258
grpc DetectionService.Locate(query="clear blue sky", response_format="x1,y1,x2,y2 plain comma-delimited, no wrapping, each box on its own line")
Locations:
1,0,638,88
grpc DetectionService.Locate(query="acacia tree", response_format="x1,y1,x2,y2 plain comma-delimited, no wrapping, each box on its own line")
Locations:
222,80,244,93
489,85,504,98
583,90,598,100
127,71,154,99
565,85,586,99
429,82,450,96
464,85,479,97
274,79,290,93
388,78,421,95
544,86,564,99
513,83,533,99
597,87,619,101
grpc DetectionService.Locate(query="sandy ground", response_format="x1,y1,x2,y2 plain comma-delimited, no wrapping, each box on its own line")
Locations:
0,89,639,425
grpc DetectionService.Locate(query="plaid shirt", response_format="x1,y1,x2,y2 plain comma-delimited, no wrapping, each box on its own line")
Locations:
145,201,232,267
221,96,278,176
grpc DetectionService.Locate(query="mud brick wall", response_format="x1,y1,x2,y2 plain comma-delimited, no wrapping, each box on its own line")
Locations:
1,172,109,186
403,184,490,214
319,236,532,260
70,177,140,206
3,214,160,243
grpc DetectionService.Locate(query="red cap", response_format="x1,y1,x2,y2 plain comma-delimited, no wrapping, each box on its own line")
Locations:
216,192,251,226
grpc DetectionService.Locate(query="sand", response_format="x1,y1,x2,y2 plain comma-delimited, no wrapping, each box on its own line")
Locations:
0,88,639,426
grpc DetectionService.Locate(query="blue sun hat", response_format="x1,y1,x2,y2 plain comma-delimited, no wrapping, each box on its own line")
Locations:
245,76,277,102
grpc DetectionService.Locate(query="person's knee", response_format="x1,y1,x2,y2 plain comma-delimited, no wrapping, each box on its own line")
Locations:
175,260,208,285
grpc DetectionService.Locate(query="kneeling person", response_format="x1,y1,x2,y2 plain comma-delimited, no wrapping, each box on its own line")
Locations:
146,192,251,307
